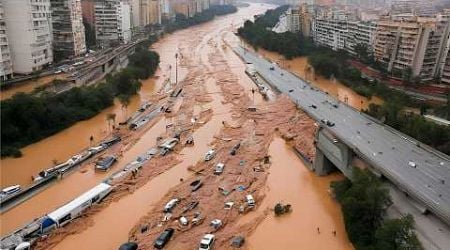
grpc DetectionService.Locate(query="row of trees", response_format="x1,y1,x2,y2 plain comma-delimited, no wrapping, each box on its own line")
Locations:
164,5,237,33
331,168,423,250
1,43,160,158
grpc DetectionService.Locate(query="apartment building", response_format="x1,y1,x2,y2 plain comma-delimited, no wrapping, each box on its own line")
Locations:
171,0,188,17
287,8,301,32
148,0,162,24
313,7,377,55
373,14,450,81
131,0,146,27
0,2,13,81
50,0,87,59
95,0,131,46
3,0,53,74
437,10,450,85
131,0,160,28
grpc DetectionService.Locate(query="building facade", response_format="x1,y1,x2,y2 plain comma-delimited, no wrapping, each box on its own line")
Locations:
149,0,161,24
50,0,87,59
312,8,377,55
95,0,131,46
3,0,53,74
0,2,13,81
373,14,450,81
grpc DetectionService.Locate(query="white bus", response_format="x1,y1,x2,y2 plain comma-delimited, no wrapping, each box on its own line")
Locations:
40,183,112,233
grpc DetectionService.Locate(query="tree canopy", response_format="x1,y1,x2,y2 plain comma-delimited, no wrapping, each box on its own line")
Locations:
331,168,422,250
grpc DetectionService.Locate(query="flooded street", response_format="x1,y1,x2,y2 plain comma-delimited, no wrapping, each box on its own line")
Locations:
0,74,67,101
2,3,353,250
0,31,184,235
247,137,353,250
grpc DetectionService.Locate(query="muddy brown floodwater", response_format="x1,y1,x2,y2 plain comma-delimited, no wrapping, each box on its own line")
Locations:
3,3,354,250
0,74,67,101
0,30,186,235
247,137,353,250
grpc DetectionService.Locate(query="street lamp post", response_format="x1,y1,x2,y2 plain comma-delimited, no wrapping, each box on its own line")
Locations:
175,53,178,85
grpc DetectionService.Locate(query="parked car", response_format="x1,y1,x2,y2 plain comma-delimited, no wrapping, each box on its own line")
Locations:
95,155,117,171
205,149,216,161
163,198,179,213
269,66,275,70
214,163,225,175
199,234,215,250
154,228,174,249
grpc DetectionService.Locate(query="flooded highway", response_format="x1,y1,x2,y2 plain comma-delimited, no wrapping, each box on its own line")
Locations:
2,3,353,250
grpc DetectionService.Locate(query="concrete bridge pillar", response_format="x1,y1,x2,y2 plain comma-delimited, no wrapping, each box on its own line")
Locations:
314,148,336,176
313,127,354,178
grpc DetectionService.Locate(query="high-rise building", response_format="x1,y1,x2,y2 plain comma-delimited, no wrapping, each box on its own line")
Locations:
50,0,87,59
373,14,450,81
0,2,13,81
95,0,132,46
131,0,157,28
3,0,53,74
149,0,161,24
312,7,377,55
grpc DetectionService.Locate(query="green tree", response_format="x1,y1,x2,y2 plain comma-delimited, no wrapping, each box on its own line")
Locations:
375,215,423,250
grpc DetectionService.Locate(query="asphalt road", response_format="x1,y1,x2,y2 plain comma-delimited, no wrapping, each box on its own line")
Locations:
235,46,450,225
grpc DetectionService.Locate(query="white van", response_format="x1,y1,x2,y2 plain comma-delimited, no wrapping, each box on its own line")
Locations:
246,194,255,208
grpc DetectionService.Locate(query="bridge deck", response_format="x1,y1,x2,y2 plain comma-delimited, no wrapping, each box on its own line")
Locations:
234,46,450,225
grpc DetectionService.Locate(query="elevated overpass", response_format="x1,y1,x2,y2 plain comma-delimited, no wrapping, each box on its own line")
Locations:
234,46,450,226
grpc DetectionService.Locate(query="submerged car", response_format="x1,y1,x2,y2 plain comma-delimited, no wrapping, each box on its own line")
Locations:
190,180,203,192
204,149,216,161
199,234,215,250
163,198,179,213
95,155,117,171
154,228,174,249
214,163,225,175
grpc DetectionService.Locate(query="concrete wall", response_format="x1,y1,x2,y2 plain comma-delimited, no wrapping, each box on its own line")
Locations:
313,128,353,178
